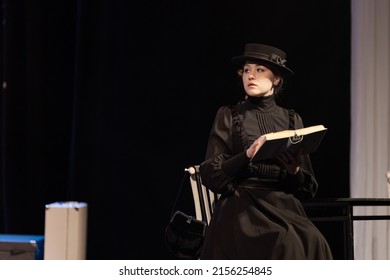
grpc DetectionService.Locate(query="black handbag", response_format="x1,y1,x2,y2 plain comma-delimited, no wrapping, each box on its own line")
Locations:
164,172,207,259
165,210,207,259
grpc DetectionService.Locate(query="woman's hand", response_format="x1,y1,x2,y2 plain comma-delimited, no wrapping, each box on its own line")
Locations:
276,150,302,175
246,135,266,159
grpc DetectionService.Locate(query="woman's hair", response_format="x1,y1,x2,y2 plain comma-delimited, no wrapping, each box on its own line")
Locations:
236,61,286,94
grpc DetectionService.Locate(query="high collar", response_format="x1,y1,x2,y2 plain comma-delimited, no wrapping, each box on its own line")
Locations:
244,95,277,113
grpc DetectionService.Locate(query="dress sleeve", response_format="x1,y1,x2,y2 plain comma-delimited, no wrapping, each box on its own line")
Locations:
200,106,250,195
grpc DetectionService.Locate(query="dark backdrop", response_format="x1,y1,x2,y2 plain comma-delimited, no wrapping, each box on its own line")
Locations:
0,0,350,259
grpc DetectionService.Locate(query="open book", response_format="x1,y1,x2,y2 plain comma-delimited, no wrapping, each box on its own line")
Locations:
251,125,327,162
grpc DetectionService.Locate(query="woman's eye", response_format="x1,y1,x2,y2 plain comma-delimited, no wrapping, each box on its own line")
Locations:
257,68,264,73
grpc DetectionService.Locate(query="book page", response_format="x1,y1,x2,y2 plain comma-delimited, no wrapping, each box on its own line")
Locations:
264,125,326,140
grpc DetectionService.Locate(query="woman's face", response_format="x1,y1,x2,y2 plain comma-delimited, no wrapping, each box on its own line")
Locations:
241,63,280,97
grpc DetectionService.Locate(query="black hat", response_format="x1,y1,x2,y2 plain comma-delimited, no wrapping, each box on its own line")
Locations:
231,43,293,76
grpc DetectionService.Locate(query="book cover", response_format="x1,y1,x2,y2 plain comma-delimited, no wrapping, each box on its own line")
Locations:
251,125,327,162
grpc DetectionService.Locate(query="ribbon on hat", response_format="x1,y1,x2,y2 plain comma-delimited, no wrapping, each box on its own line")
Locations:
270,54,287,67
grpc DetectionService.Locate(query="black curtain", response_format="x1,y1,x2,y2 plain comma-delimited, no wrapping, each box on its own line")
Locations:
0,0,350,259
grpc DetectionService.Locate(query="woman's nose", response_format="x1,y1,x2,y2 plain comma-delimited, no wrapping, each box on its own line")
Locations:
248,73,255,80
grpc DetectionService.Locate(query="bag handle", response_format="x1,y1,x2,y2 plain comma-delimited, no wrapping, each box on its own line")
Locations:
169,171,189,218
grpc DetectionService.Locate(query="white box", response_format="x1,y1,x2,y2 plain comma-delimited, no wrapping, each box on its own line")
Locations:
44,201,88,260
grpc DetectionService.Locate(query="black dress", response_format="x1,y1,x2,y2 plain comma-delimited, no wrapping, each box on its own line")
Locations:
199,95,333,259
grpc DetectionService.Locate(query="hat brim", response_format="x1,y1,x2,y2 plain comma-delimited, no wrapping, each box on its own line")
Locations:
231,55,294,76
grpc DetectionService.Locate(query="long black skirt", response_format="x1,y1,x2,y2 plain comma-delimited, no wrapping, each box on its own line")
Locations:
200,186,333,260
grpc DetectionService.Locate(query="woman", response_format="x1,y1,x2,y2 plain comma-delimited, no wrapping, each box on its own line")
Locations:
199,43,333,259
